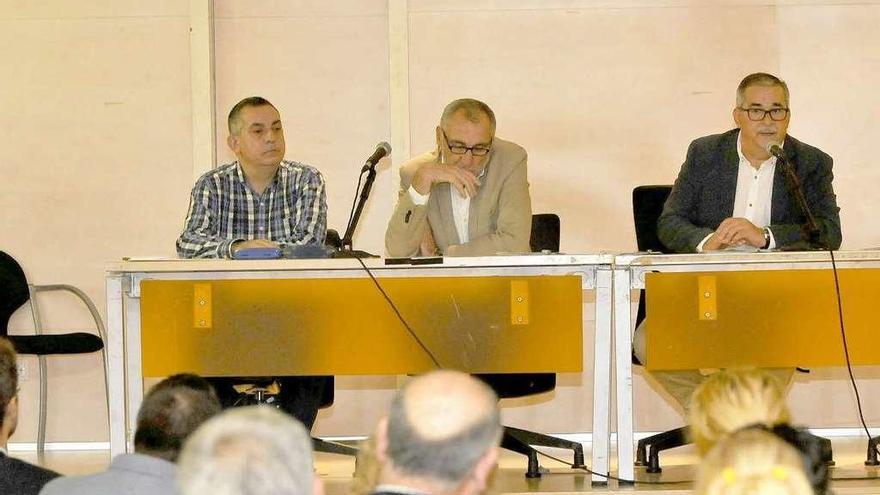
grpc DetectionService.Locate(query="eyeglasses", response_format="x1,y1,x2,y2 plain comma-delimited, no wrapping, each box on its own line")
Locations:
738,107,790,122
441,129,492,156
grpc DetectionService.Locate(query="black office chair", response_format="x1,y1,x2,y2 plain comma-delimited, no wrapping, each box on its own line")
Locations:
0,250,107,459
629,186,689,473
475,213,586,478
630,186,834,472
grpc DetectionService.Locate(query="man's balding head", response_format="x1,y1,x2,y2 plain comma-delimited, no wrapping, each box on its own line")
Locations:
381,371,501,492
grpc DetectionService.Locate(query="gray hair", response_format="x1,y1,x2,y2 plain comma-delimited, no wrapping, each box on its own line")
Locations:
386,377,502,489
228,96,278,136
736,72,790,107
440,98,497,134
178,406,315,495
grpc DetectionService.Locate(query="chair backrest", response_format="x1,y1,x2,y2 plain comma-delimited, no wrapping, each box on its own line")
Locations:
631,186,672,334
632,185,673,253
530,213,560,253
0,251,30,335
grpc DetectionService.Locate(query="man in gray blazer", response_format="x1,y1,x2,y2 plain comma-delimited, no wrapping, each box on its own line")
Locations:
40,374,221,495
385,98,532,257
637,72,841,410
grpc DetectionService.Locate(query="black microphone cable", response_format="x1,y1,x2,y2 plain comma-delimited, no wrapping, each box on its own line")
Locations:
353,256,442,369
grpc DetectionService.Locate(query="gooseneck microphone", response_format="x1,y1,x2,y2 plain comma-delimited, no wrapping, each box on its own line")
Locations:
766,141,822,248
362,141,392,172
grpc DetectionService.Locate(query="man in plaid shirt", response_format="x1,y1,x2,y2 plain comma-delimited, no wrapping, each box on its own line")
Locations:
175,97,330,430
176,96,327,259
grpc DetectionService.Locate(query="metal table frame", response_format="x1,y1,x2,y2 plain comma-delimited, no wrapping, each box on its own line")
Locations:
611,249,880,482
106,254,615,483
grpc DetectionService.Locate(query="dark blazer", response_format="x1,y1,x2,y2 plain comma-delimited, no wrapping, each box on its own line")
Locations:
658,129,841,253
0,451,59,495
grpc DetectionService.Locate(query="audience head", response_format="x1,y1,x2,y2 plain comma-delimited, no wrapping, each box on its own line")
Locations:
695,428,813,495
0,338,18,441
178,406,320,495
133,373,222,462
376,370,502,495
689,368,791,455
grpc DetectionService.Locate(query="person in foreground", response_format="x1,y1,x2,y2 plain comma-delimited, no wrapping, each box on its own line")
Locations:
372,370,502,495
385,98,532,257
40,373,221,495
178,406,322,495
0,338,59,495
695,428,813,495
175,96,330,429
635,72,842,412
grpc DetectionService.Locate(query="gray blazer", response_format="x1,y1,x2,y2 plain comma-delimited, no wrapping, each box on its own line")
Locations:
39,453,177,495
658,129,842,253
0,452,59,495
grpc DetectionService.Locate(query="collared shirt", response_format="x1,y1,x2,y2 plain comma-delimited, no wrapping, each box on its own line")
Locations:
176,160,327,258
407,167,488,245
696,134,779,252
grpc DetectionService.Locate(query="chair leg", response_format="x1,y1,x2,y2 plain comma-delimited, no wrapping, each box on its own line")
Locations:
505,426,586,469
636,426,689,474
500,429,543,478
312,437,358,457
37,355,48,461
866,436,880,466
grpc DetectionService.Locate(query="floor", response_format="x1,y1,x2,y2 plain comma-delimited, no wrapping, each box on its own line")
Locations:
14,437,880,494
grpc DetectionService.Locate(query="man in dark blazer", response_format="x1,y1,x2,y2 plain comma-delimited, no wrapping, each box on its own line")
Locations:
0,338,59,495
371,371,501,495
637,73,842,410
658,73,841,254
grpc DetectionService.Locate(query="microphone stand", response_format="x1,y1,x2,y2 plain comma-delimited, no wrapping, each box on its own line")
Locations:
777,154,823,250
334,162,380,259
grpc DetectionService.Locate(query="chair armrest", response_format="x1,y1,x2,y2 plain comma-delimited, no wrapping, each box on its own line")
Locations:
29,284,107,343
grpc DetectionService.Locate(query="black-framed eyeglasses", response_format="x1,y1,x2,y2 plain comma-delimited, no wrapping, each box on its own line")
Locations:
738,107,790,122
441,129,492,156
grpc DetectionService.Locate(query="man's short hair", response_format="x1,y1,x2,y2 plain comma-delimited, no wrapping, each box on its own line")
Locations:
0,338,17,429
178,406,316,495
386,374,502,487
440,98,497,134
133,376,222,462
736,72,790,107
228,96,278,135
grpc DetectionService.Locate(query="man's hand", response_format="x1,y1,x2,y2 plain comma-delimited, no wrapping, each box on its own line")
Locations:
419,228,439,256
231,239,279,255
411,158,481,198
704,218,765,250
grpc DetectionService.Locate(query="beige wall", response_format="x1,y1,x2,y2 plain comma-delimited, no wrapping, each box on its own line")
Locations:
1,0,878,444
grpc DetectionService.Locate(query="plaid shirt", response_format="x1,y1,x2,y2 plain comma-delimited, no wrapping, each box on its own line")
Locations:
176,160,327,258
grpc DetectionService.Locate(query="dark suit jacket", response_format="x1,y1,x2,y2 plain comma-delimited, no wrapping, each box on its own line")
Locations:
658,129,841,253
0,451,59,495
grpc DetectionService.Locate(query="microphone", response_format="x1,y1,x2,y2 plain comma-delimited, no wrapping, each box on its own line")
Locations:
767,142,785,160
362,141,391,172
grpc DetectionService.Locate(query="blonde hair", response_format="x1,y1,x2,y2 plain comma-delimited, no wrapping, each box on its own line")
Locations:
689,369,790,455
695,428,812,495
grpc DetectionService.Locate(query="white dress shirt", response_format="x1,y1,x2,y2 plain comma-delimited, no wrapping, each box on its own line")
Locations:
696,134,779,252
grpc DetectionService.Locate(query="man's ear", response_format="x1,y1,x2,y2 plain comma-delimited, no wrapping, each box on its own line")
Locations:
227,134,239,154
732,107,743,129
469,446,499,494
374,416,390,464
312,472,325,495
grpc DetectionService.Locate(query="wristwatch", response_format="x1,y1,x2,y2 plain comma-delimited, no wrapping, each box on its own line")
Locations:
762,227,771,249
